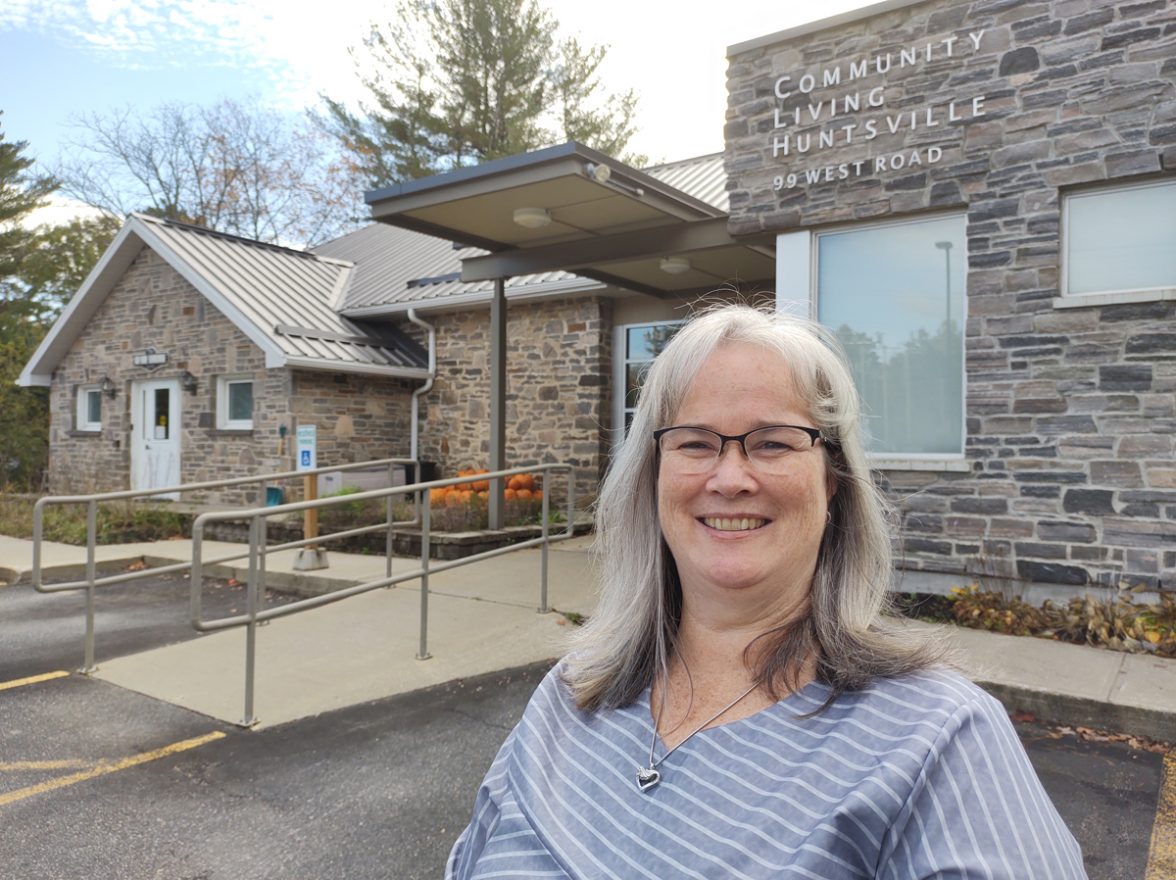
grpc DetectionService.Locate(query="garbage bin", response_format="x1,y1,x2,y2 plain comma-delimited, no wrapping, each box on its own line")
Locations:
265,487,284,506
403,461,438,485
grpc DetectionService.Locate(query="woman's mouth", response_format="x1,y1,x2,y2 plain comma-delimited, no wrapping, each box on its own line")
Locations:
700,517,769,532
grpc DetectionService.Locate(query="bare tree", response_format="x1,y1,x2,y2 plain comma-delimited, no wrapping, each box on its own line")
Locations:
54,99,364,246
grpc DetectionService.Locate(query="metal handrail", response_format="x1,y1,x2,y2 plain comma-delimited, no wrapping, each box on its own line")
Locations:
30,457,419,672
189,463,576,727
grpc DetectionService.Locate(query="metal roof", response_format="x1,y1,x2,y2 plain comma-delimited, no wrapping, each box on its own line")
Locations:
312,223,591,314
19,214,427,387
644,153,728,213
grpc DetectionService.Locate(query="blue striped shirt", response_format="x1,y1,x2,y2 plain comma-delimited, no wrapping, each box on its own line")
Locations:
447,662,1086,878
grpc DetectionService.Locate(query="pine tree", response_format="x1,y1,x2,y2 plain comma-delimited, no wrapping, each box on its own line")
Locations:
0,113,58,489
320,0,642,186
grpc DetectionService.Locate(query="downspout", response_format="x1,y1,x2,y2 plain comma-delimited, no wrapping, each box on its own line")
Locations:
406,308,436,468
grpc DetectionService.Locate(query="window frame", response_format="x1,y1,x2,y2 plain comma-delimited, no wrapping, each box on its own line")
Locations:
612,319,686,444
216,375,255,431
76,385,103,433
777,212,970,471
1058,177,1176,307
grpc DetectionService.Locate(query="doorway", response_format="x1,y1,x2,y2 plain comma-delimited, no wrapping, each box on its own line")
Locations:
130,378,182,499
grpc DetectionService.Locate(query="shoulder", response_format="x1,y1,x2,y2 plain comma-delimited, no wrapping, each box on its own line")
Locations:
807,666,1003,733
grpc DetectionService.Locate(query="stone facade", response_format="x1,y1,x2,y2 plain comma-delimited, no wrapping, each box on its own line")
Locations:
408,296,614,506
726,0,1176,589
48,248,415,505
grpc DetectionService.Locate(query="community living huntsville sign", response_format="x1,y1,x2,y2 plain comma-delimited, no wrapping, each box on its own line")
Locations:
770,29,988,190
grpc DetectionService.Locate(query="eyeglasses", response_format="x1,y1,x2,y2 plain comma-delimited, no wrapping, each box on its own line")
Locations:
653,424,825,475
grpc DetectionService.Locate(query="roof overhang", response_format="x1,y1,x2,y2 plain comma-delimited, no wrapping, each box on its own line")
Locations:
365,142,775,297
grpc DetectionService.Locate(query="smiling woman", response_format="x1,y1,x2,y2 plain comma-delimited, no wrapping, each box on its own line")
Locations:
446,304,1087,879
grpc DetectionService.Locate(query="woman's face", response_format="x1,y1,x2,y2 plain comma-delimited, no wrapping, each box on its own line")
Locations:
656,342,834,619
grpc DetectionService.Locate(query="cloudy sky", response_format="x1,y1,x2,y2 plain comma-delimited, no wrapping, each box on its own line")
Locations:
1,0,876,214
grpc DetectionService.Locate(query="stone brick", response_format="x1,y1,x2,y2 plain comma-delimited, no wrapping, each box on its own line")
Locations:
1063,488,1116,515
1016,560,1089,585
1090,460,1144,487
1037,520,1097,543
1099,365,1153,391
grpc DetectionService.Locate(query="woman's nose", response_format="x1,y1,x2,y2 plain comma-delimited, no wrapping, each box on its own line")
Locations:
706,440,758,492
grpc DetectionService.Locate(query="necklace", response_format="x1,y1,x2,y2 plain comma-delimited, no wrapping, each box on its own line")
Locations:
635,677,760,793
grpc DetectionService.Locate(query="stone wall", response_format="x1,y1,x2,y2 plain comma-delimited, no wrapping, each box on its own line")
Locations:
409,296,613,506
726,0,1176,589
288,370,416,473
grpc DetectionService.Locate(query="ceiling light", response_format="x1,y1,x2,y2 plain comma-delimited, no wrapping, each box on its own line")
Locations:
587,162,611,184
513,207,551,229
659,256,691,275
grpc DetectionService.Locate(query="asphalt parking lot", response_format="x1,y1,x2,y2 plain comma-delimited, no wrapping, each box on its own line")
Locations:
1,573,1172,879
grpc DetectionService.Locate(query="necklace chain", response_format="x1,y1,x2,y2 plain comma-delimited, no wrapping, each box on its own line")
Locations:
636,675,759,793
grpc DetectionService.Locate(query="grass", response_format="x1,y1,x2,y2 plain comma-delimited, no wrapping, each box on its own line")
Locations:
0,493,190,544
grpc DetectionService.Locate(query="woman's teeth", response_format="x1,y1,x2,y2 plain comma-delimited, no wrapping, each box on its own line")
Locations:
702,517,767,531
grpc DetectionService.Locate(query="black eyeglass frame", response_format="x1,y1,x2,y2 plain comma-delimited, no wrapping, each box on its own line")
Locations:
652,424,832,460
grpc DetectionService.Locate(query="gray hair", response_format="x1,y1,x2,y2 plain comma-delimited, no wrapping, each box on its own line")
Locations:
565,303,939,711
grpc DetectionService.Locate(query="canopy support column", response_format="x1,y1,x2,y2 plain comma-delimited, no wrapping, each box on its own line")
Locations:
488,278,507,530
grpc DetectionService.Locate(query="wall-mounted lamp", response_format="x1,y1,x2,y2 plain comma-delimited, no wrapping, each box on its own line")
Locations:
659,256,691,275
513,207,552,229
100,376,117,399
181,370,198,394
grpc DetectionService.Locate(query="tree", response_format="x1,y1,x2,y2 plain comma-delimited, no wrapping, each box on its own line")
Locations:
319,0,642,186
0,115,58,490
18,215,120,322
53,99,362,246
0,112,56,288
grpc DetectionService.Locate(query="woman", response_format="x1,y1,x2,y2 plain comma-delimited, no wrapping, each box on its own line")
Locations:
448,305,1085,878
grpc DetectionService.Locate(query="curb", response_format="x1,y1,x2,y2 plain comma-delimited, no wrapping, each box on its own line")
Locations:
979,680,1175,745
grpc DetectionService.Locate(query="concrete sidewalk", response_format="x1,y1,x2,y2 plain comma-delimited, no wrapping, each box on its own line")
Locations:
2,532,1174,740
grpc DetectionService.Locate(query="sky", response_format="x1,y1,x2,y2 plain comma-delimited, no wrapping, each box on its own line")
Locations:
0,0,877,223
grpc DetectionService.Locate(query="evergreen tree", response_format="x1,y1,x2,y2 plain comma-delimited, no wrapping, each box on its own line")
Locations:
0,114,57,489
320,0,642,186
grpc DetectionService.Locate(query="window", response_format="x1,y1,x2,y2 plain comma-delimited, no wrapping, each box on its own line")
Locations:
803,213,966,459
216,376,254,430
76,386,102,432
613,321,684,438
1063,178,1176,298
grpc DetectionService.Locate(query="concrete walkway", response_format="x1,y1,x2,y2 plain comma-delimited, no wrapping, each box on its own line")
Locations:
2,533,1174,740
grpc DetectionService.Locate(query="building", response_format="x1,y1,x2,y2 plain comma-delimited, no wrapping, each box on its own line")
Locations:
21,0,1175,589
722,0,1175,588
20,152,771,506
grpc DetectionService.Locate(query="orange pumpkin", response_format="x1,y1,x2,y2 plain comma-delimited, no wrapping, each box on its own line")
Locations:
516,488,532,501
504,488,518,501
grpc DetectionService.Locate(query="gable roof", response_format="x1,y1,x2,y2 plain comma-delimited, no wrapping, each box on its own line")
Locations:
19,213,428,387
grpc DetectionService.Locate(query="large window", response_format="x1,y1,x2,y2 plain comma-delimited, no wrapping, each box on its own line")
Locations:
614,321,683,438
76,386,102,432
1064,178,1176,297
216,376,254,430
815,214,966,457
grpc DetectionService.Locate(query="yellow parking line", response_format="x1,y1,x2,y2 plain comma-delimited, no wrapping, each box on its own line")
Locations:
1147,751,1176,880
0,671,69,692
0,731,226,808
0,760,91,772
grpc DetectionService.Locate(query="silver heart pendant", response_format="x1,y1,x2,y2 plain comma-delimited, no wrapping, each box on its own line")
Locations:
636,766,661,792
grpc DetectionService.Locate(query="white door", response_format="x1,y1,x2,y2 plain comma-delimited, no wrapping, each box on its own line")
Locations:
131,378,182,498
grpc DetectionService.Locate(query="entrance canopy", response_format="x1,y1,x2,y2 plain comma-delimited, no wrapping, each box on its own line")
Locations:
365,142,774,297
